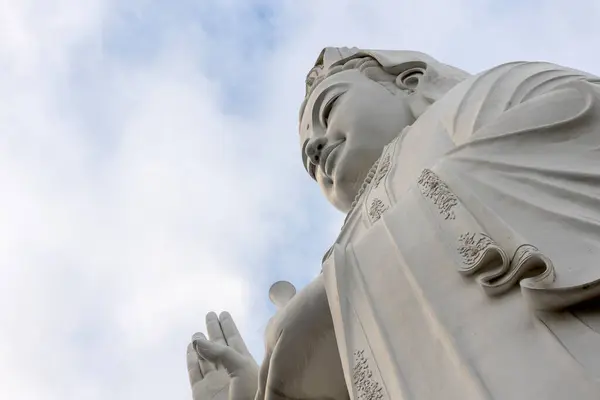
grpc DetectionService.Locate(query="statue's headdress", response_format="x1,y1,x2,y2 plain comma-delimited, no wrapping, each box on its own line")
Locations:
305,47,362,96
300,47,471,124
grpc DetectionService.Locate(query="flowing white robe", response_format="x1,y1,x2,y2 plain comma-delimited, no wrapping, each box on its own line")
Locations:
323,61,600,399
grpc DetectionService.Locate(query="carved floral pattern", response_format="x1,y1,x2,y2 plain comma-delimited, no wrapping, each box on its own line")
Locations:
368,198,388,222
353,350,384,400
457,232,494,266
373,155,391,188
417,169,458,220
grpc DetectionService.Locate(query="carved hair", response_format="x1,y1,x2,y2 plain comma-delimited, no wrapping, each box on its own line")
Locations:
298,56,409,123
315,57,401,93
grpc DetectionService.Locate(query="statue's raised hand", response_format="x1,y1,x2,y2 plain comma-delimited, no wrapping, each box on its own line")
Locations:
187,312,258,400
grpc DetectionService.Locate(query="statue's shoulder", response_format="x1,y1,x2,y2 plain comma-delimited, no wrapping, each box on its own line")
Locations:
436,61,600,145
324,60,600,265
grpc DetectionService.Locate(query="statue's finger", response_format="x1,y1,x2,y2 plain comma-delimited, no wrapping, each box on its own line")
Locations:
192,332,216,375
194,337,247,374
186,342,203,386
206,312,227,346
219,311,252,357
199,356,216,375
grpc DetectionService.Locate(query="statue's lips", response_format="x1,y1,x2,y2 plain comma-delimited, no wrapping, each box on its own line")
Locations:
321,140,344,179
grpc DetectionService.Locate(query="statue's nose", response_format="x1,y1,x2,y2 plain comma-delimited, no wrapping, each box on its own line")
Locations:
305,137,327,165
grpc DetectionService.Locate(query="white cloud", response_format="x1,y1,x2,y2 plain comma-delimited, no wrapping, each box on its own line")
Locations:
1,0,600,399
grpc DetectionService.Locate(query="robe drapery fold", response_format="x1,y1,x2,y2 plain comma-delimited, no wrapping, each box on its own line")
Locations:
433,63,600,310
323,61,600,399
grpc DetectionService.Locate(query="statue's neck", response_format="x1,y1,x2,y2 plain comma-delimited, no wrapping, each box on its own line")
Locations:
342,126,408,224
343,158,380,225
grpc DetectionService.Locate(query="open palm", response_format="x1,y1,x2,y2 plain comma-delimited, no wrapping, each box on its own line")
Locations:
187,312,258,400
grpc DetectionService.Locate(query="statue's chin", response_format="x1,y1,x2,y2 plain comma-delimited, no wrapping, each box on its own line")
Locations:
328,180,363,214
327,162,381,213
328,143,389,213
331,195,353,213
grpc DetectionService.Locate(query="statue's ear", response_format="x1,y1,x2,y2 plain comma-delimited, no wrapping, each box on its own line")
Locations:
389,60,466,118
269,281,296,309
385,61,431,118
387,61,428,92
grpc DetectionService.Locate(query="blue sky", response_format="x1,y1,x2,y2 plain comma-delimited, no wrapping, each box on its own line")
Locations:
1,0,600,399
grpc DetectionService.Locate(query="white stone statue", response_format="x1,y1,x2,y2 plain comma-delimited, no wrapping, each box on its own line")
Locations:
188,47,600,399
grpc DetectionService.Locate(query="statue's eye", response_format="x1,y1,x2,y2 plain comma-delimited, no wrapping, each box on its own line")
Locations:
320,93,342,128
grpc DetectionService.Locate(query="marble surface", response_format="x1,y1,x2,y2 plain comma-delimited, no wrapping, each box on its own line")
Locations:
189,47,600,399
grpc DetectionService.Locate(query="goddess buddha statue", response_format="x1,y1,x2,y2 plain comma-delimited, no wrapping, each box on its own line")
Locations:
188,47,600,399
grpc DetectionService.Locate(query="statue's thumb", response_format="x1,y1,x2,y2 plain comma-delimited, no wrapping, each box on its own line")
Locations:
193,338,246,373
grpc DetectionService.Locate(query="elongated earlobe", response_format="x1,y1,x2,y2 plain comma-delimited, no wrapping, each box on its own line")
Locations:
407,92,431,119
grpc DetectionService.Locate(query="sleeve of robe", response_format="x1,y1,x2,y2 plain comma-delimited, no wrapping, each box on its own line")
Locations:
434,61,600,310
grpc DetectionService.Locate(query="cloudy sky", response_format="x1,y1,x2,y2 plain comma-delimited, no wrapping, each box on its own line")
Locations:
1,0,599,398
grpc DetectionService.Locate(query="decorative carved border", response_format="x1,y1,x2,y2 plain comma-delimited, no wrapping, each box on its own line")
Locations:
368,198,388,222
373,155,391,188
417,169,458,220
457,232,495,267
353,350,384,400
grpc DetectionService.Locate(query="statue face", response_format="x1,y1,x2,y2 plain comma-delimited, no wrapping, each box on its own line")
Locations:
300,69,415,212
